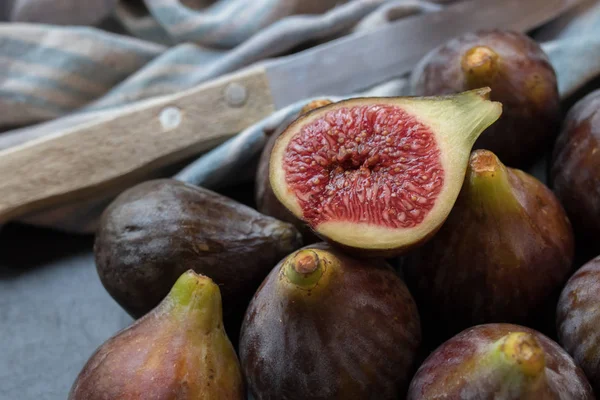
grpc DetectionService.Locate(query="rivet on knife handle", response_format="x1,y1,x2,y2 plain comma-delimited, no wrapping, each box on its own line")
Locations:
0,66,276,224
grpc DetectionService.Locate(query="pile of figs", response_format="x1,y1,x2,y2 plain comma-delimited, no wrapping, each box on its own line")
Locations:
69,30,600,399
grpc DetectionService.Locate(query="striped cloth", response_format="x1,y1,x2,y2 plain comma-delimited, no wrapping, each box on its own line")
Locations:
1,0,600,232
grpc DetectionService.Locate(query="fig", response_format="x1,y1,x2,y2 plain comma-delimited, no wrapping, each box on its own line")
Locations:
411,30,560,167
239,242,421,400
551,89,600,252
269,89,502,256
557,256,600,393
407,323,594,399
69,270,245,400
94,179,302,323
404,150,574,341
256,99,333,243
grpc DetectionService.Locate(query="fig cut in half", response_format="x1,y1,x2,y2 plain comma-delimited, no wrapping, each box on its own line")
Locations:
269,89,502,255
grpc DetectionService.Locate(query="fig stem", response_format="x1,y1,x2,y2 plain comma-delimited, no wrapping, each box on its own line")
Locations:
283,250,325,289
167,270,223,331
466,150,521,211
462,46,500,88
476,331,549,398
499,332,546,378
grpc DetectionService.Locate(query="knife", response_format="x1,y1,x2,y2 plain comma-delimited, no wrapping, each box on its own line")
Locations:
0,0,583,224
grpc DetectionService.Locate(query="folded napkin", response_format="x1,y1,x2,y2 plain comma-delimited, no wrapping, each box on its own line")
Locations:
1,0,599,233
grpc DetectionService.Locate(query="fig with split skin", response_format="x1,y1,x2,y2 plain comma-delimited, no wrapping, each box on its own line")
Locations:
269,89,502,256
411,30,560,167
404,150,574,341
69,271,245,400
557,256,600,393
256,99,333,243
94,179,302,328
551,89,600,253
239,243,422,400
407,323,594,399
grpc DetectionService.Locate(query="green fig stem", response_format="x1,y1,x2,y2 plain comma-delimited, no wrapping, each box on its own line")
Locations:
167,270,223,331
283,249,325,289
430,88,503,147
462,46,500,89
499,332,546,378
465,150,522,212
482,332,547,396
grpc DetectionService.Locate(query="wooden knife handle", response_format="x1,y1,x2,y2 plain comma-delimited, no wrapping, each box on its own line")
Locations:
0,66,276,224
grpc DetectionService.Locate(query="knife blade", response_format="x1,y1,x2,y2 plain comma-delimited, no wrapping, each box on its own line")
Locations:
0,0,583,224
266,0,584,108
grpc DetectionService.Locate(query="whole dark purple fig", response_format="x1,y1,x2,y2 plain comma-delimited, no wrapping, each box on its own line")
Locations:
95,179,302,323
239,242,421,400
404,150,574,341
551,89,600,251
408,323,594,399
557,256,600,393
255,99,332,243
69,271,245,400
411,30,560,167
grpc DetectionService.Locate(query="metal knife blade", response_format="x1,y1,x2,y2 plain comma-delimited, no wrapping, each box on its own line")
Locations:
266,0,584,109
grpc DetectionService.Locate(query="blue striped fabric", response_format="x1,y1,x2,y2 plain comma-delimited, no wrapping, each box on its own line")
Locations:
0,0,599,232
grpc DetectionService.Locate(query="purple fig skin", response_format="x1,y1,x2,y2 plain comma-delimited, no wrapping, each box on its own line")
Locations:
69,271,245,400
404,150,574,341
95,179,302,320
255,99,332,244
239,242,422,400
407,324,594,399
551,89,600,248
411,30,560,167
557,256,600,393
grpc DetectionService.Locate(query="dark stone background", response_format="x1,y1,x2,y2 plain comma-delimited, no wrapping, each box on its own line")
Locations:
0,224,132,399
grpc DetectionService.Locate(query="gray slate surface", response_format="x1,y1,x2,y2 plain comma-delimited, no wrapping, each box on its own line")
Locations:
0,225,132,400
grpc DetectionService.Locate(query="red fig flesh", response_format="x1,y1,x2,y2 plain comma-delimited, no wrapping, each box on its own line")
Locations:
408,324,594,399
269,89,502,255
255,99,333,243
239,243,421,399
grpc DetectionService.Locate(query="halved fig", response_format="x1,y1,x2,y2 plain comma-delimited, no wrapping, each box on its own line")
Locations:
269,89,502,256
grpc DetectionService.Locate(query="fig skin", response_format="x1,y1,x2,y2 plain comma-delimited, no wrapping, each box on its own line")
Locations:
404,150,574,342
94,179,303,323
407,323,594,399
239,242,422,400
557,256,600,393
256,99,332,243
69,271,245,400
411,30,560,167
551,89,600,252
